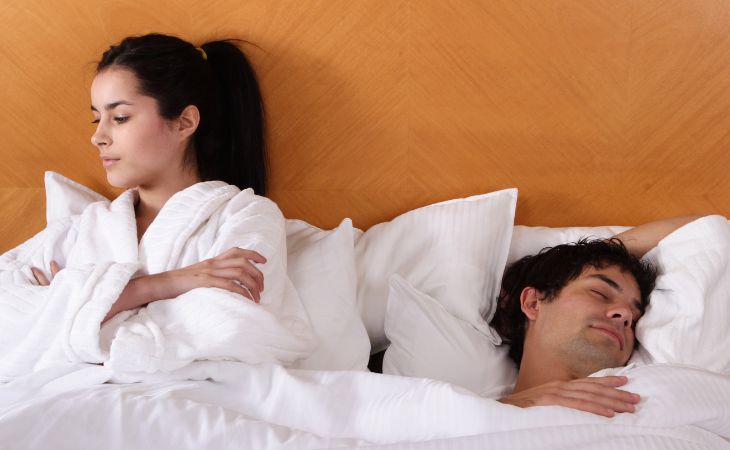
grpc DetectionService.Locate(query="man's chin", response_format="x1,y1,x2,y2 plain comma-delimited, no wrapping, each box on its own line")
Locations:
558,337,627,377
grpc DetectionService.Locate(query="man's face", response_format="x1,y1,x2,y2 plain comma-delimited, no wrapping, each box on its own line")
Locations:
527,265,643,377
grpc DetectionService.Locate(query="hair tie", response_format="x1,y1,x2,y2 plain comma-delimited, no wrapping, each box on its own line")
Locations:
196,47,208,61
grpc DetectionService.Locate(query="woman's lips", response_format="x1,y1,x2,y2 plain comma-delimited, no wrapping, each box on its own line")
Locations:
592,325,624,350
101,157,120,168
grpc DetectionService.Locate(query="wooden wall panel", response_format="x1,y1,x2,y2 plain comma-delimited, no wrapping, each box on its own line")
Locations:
0,189,46,251
1,0,729,253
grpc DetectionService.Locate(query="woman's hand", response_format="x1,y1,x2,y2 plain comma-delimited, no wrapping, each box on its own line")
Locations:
31,261,62,286
150,248,267,303
498,376,640,417
104,248,267,323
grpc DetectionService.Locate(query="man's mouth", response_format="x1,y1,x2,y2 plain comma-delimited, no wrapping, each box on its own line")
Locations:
591,325,624,350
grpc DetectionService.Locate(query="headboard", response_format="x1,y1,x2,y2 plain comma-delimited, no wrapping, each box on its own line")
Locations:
2,0,728,252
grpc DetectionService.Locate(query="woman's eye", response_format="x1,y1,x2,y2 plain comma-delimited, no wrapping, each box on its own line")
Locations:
114,116,129,124
91,119,100,124
591,289,608,299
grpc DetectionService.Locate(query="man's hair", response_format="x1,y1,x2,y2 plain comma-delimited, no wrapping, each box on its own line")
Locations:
489,238,657,367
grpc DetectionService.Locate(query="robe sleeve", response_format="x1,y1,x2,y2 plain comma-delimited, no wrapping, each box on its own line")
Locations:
104,190,317,376
208,189,289,309
0,216,138,381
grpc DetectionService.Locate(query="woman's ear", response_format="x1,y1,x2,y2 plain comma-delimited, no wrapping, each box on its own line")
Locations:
520,287,542,321
176,105,200,140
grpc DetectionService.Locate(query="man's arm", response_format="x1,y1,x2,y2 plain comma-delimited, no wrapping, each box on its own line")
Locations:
614,215,703,258
498,376,640,417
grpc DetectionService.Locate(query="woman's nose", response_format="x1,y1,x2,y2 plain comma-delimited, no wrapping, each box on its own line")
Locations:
91,124,110,148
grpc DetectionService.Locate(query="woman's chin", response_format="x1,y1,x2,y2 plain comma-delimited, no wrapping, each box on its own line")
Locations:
106,174,135,190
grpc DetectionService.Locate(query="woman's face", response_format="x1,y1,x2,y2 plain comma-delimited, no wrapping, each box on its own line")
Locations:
90,67,187,190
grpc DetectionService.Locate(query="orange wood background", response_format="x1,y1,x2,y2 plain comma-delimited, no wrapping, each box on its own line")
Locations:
1,0,728,252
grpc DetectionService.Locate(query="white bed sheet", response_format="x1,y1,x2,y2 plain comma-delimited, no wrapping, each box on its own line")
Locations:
0,362,728,449
362,425,727,450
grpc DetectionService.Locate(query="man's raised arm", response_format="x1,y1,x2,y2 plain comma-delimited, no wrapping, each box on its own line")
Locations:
614,215,703,258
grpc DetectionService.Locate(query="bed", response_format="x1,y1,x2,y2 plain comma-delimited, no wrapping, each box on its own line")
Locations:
1,1,729,449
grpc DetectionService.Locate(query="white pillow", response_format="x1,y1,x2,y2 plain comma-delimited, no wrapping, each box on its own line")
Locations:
45,171,108,223
383,275,516,398
355,189,518,352
638,215,730,373
286,219,370,371
44,172,370,371
507,224,629,265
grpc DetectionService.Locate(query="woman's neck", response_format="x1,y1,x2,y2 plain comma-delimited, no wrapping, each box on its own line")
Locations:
134,170,201,241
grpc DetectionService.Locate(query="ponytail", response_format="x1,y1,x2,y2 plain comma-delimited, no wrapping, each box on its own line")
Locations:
96,34,267,195
198,40,267,196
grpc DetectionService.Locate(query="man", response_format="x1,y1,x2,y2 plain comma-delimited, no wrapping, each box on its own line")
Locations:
490,216,700,417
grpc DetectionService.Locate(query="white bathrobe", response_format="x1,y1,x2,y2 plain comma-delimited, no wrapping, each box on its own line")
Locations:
0,172,316,382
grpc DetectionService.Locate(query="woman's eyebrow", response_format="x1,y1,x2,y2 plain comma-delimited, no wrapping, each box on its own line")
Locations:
90,100,134,112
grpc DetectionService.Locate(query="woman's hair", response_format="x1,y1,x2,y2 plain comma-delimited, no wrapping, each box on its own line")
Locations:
489,238,657,368
97,33,267,195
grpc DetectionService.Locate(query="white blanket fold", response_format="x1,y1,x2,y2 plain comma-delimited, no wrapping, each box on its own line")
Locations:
0,362,727,449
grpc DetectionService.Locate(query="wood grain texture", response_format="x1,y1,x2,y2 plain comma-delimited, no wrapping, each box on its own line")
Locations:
1,0,728,252
0,189,46,251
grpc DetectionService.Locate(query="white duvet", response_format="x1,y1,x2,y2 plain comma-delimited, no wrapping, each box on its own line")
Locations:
0,362,727,449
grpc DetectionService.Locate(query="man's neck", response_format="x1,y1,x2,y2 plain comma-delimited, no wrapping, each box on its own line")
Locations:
513,343,574,393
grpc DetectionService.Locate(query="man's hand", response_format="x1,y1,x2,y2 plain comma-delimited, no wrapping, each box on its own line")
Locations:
498,376,640,417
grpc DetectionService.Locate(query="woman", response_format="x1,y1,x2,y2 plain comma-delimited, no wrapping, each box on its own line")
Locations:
0,34,315,381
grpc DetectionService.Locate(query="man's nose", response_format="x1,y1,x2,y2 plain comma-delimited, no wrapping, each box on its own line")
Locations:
609,305,633,328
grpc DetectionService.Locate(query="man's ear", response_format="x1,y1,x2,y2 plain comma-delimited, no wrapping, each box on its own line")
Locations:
520,287,542,321
176,105,200,140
